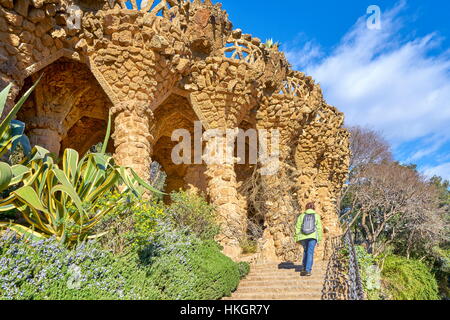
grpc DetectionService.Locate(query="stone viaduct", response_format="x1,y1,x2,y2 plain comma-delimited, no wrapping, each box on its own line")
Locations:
0,0,350,261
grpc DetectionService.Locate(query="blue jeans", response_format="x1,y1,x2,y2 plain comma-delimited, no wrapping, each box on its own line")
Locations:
301,239,317,273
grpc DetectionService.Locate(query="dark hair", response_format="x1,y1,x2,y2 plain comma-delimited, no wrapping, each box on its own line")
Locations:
306,202,315,210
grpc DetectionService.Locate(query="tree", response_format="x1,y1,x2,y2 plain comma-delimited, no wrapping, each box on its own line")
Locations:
347,126,393,174
340,126,447,259
430,176,450,208
345,162,446,256
340,126,393,225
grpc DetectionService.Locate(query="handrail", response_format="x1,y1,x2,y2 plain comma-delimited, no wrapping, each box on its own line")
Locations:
321,230,365,300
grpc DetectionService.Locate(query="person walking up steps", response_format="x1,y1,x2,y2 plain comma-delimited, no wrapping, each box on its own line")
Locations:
295,202,323,276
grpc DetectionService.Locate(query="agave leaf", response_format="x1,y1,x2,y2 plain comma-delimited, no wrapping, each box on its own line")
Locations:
13,187,53,236
84,170,119,203
86,231,109,240
10,164,30,185
0,84,12,117
26,145,52,163
52,168,86,216
0,138,14,159
36,164,51,197
0,222,49,241
50,185,85,222
15,135,32,156
10,119,25,136
130,168,165,195
10,120,32,156
0,191,16,209
0,161,12,192
62,149,79,184
13,185,48,214
0,93,160,244
79,154,103,190
78,153,110,200
19,202,53,236
0,204,15,212
0,75,42,137
21,160,46,189
101,111,112,154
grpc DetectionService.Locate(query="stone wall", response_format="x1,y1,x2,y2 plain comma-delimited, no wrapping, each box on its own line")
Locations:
1,0,350,262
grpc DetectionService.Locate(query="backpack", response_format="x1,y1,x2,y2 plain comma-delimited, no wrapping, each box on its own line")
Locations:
301,213,316,235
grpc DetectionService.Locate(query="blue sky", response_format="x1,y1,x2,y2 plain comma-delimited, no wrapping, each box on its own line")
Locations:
220,0,450,181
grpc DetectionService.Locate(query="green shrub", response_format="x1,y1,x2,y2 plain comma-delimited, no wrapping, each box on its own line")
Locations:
140,221,241,300
430,246,450,299
167,191,219,241
94,191,166,254
237,262,250,279
382,255,440,300
0,232,160,300
1,195,245,301
356,246,382,300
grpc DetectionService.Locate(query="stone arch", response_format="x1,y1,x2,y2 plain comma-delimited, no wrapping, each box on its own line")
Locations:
1,47,119,113
16,57,113,156
151,93,207,199
234,114,265,246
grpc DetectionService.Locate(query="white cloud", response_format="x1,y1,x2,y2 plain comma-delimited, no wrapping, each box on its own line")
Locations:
423,162,450,180
399,132,449,164
285,37,323,70
283,2,450,180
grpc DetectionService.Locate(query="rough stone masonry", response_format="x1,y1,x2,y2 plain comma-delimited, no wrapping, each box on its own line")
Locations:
0,0,350,262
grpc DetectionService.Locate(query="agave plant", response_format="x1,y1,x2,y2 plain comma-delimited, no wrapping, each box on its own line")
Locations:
0,80,39,193
0,85,162,244
263,38,280,49
0,146,157,243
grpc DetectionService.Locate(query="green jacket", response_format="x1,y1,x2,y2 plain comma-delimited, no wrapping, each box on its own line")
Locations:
295,209,323,243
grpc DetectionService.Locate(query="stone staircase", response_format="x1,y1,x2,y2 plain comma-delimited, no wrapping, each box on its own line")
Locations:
224,262,327,300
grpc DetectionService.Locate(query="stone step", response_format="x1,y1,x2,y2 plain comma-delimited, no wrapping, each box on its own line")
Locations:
248,268,327,274
244,278,325,284
245,274,325,281
239,279,324,288
245,271,326,278
248,270,327,276
224,261,329,301
250,267,327,273
251,265,328,272
236,286,324,294
225,292,323,300
251,262,328,267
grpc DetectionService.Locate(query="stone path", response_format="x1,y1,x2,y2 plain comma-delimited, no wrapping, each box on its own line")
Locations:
224,262,327,300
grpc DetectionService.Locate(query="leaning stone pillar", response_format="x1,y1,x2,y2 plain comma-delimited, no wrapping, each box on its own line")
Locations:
203,132,247,260
111,100,154,181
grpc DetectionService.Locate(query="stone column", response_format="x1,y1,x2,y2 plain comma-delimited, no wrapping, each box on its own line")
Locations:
26,117,65,155
258,168,301,263
112,100,154,181
28,128,62,155
203,133,247,260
